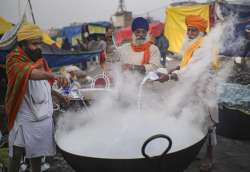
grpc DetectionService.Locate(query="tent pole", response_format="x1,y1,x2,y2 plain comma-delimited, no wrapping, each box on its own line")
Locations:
18,0,21,20
27,0,36,24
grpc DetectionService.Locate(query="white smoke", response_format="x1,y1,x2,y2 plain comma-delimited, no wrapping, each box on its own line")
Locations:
55,18,236,159
218,14,246,55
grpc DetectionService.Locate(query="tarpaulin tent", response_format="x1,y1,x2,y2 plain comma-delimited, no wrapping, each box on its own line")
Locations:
0,44,101,68
0,16,62,50
165,4,210,53
0,17,13,35
61,25,82,44
87,21,112,36
42,32,62,48
41,44,101,68
115,22,164,45
88,21,112,28
88,25,106,35
0,22,22,50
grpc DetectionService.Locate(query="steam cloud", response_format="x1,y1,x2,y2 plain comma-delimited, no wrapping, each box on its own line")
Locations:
55,18,237,159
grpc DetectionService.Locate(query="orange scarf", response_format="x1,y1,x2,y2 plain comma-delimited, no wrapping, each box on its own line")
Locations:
5,47,52,130
180,37,204,69
131,42,152,65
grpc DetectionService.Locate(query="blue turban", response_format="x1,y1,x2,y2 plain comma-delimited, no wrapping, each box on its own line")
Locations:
132,17,149,32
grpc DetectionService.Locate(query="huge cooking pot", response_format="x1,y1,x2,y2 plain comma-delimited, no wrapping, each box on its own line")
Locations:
217,105,250,140
56,133,207,172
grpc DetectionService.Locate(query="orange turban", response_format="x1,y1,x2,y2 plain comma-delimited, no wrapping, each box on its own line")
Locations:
185,15,208,32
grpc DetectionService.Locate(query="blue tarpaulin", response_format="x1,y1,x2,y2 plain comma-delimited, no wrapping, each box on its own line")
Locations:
44,50,100,68
61,25,82,44
0,46,101,68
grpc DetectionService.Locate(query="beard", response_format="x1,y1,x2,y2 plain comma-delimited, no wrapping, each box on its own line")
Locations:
132,33,150,45
179,33,203,57
24,47,42,62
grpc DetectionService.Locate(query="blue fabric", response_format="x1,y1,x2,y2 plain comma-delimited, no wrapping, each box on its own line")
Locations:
156,35,169,57
44,50,100,68
0,51,7,64
61,25,82,44
0,49,101,68
132,17,149,32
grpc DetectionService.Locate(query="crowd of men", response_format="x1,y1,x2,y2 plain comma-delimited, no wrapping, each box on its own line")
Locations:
0,15,249,172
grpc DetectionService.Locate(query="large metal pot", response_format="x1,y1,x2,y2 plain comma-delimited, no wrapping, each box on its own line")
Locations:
217,105,250,140
56,133,207,172
78,88,113,100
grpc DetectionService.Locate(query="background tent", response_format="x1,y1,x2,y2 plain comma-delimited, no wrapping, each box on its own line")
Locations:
165,4,210,53
115,22,164,45
0,17,13,35
88,21,112,28
61,25,82,44
41,44,101,68
42,32,62,48
0,44,101,68
218,2,250,57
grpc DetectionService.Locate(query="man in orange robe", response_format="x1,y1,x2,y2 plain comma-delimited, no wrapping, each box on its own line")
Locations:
159,15,218,172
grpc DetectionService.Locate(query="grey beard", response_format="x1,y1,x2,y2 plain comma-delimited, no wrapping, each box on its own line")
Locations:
132,33,149,45
135,38,146,45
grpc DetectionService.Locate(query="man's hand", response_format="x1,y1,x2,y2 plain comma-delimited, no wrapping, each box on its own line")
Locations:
156,73,178,82
169,66,180,74
51,90,71,105
170,73,178,81
61,95,71,105
156,73,169,83
122,64,133,71
55,76,69,88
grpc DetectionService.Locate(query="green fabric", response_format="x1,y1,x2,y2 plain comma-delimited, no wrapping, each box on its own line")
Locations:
0,148,8,166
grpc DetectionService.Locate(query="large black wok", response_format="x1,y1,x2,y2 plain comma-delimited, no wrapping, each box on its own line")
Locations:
56,134,207,172
217,105,250,140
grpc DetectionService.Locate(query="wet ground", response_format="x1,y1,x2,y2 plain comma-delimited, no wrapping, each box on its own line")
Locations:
47,135,250,172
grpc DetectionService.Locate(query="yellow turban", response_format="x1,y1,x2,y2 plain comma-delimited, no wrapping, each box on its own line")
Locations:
17,22,43,42
185,15,208,33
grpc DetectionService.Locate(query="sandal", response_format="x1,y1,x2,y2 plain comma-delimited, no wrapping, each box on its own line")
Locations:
200,161,213,172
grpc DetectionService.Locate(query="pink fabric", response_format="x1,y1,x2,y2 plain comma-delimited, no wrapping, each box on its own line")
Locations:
115,22,164,45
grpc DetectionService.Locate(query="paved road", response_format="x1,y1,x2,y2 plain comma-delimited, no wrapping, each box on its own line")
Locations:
187,136,250,172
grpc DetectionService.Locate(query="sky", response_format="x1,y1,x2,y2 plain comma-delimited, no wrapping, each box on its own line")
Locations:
0,0,209,30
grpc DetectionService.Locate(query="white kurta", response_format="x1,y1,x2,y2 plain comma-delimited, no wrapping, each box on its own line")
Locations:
176,44,219,124
117,43,162,72
9,80,56,158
